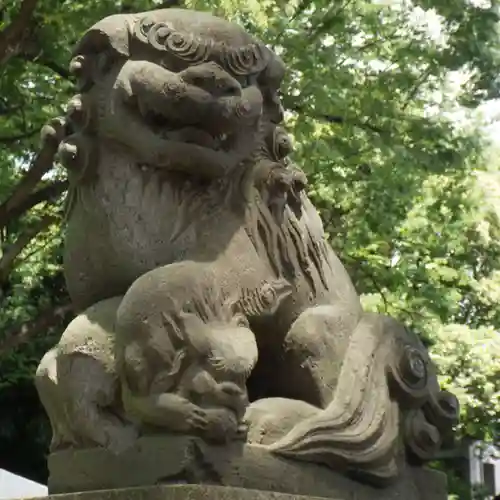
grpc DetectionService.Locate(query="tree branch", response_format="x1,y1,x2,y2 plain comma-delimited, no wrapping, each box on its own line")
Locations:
0,133,58,230
358,264,389,312
0,215,56,282
402,65,434,111
0,103,23,116
156,0,183,8
0,301,73,356
284,101,384,134
0,0,40,65
26,56,72,80
0,129,39,144
21,41,73,81
120,0,181,11
0,181,68,229
307,0,356,41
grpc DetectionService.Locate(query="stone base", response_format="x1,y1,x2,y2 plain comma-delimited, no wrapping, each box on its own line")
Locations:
36,484,342,500
47,436,447,499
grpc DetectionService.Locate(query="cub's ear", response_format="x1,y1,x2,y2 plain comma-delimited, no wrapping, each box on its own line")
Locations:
149,348,186,393
219,292,244,320
260,279,293,313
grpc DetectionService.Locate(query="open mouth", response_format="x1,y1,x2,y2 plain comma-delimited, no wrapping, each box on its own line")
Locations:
146,111,237,152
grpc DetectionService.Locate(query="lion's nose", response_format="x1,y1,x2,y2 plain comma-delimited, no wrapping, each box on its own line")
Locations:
180,62,242,98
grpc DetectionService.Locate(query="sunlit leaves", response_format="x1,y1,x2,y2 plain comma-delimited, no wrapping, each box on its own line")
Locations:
432,323,500,439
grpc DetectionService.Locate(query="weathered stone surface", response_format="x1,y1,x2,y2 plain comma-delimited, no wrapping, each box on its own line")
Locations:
46,436,447,500
33,6,459,498
31,484,348,500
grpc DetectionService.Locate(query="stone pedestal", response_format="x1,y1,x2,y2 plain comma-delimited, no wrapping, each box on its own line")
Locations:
45,436,447,500
39,484,341,500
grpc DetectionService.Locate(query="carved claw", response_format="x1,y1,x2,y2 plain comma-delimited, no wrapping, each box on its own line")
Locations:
266,165,307,200
187,406,209,431
289,166,308,192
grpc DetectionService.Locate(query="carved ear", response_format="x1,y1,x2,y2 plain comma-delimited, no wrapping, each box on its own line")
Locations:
261,279,293,313
222,294,252,328
221,292,243,318
149,348,186,393
272,279,293,302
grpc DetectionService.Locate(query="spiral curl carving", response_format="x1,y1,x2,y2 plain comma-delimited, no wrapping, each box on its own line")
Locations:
221,44,266,76
148,23,173,52
385,335,458,463
424,390,460,430
388,341,431,408
399,345,428,388
136,18,210,64
404,409,442,461
135,17,155,42
165,31,211,63
134,17,267,74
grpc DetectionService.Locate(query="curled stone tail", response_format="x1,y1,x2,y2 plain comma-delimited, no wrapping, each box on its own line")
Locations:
266,314,401,484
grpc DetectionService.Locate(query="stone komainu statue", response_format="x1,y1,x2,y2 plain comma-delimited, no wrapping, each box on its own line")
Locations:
35,7,459,500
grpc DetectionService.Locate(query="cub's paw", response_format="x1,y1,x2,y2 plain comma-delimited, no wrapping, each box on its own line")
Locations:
187,406,209,432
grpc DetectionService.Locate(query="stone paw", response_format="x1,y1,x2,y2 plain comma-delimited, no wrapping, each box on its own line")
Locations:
187,407,209,431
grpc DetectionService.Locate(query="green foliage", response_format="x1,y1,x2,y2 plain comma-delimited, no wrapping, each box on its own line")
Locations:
0,0,499,491
0,0,166,385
